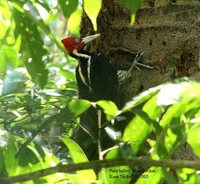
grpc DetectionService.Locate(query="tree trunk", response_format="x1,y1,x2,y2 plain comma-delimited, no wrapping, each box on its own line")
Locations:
81,0,200,105
80,0,200,173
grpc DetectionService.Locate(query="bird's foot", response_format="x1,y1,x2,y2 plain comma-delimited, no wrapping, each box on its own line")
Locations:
123,52,153,79
129,52,154,72
118,52,154,81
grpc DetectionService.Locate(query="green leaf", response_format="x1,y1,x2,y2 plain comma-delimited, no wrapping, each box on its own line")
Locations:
153,83,200,158
2,70,27,95
121,0,144,25
61,137,96,181
0,46,18,74
105,148,120,159
69,99,91,116
59,69,76,81
133,108,162,133
177,168,199,184
122,86,159,112
84,0,102,31
153,106,184,158
122,0,144,13
156,82,199,106
187,123,200,158
0,1,11,40
123,111,152,153
12,6,48,88
163,168,178,184
0,150,6,177
18,146,39,167
59,0,78,18
123,96,162,153
157,123,185,158
2,135,18,176
96,100,118,118
61,137,88,162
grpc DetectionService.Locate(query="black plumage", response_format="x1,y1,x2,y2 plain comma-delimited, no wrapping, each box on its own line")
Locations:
75,51,118,102
72,50,119,160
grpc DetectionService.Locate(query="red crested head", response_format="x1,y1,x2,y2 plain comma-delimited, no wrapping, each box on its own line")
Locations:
61,36,84,55
61,33,100,55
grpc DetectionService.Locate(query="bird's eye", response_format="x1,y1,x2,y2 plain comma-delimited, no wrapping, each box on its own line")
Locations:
75,37,80,42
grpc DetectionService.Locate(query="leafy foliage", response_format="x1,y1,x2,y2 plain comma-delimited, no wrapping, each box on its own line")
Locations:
103,80,200,184
0,0,200,183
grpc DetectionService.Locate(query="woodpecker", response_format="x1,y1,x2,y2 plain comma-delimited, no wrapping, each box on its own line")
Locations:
62,34,118,102
61,34,118,159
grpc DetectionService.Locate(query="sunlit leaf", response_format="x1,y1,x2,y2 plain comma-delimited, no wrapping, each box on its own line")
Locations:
123,112,151,153
69,99,91,116
61,137,96,181
158,124,185,158
96,100,118,118
0,1,11,40
122,86,159,112
133,108,162,133
159,98,200,129
187,123,200,158
61,137,88,162
84,0,102,31
123,96,162,153
156,82,200,106
152,82,200,158
2,135,18,176
153,104,185,158
0,46,19,74
177,168,199,184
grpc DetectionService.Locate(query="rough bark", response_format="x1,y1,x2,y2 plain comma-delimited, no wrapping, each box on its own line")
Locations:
81,0,200,105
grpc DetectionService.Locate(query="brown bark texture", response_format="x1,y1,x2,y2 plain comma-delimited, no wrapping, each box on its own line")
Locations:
81,0,200,105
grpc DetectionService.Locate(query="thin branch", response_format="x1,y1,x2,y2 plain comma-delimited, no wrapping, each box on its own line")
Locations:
1,157,200,184
97,110,103,161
